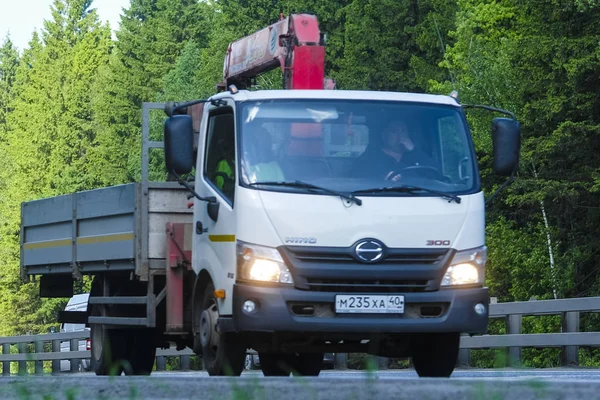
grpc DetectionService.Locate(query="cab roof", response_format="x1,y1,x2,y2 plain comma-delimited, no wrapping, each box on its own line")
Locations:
210,89,461,107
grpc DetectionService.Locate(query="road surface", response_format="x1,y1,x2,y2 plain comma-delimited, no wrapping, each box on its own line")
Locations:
1,369,600,399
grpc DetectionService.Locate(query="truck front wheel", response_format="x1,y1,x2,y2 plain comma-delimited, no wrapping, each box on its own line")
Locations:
200,283,246,376
293,353,323,376
258,352,323,377
258,353,294,376
123,329,157,375
411,332,460,378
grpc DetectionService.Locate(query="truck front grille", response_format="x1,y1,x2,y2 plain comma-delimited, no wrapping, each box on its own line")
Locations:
288,247,446,265
280,245,453,292
305,278,429,293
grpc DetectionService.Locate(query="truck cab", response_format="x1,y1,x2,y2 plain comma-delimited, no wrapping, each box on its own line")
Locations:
165,88,520,377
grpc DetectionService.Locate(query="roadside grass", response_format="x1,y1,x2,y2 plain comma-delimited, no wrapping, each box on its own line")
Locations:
470,378,552,400
0,372,561,400
0,351,576,400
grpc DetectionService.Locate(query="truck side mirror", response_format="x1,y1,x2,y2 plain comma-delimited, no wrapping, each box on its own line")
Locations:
164,115,194,175
491,118,520,176
207,199,220,222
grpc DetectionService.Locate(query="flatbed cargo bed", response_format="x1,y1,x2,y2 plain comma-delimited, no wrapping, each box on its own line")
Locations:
21,182,192,281
20,103,194,287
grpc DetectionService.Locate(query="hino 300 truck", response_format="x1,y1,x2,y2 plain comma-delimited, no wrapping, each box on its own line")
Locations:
20,14,520,377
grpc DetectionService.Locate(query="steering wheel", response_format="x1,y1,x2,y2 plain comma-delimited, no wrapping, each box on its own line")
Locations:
398,165,444,180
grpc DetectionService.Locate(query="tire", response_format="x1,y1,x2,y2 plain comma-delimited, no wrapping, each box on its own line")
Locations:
200,282,246,376
90,305,126,376
258,352,295,376
292,353,323,377
411,332,460,378
122,329,157,376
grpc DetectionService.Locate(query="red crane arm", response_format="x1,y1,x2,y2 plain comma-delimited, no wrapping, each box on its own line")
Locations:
218,14,326,91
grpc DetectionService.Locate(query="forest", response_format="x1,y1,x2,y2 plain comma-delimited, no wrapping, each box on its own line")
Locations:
0,0,599,367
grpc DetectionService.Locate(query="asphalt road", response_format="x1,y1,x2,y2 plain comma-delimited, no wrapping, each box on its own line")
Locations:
2,369,600,400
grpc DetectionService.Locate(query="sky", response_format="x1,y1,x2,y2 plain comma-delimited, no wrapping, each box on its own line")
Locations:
0,0,131,52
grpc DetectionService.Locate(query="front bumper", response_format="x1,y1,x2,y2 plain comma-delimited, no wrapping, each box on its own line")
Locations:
232,284,489,334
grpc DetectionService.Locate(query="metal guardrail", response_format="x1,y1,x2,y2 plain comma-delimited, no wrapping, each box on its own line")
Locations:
2,296,599,375
457,296,600,367
0,330,197,375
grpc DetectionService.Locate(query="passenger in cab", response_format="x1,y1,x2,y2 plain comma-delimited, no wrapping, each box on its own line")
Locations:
243,127,285,183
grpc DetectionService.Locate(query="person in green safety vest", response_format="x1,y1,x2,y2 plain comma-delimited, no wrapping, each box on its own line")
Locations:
244,127,284,182
213,134,236,199
215,158,234,191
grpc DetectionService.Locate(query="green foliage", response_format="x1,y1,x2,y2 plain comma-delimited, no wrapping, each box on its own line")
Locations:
89,0,212,184
435,0,600,306
337,0,457,91
159,41,205,101
0,36,19,138
0,0,111,335
485,217,573,301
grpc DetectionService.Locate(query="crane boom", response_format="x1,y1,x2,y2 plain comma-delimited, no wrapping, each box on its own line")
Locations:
218,14,327,91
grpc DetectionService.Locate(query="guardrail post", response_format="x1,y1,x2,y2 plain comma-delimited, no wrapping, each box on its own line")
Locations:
507,314,522,367
180,355,190,371
156,356,166,371
562,311,580,366
457,334,470,367
2,343,10,376
35,340,44,375
458,349,470,368
70,338,78,373
334,353,347,370
18,343,26,375
377,357,388,370
52,340,60,374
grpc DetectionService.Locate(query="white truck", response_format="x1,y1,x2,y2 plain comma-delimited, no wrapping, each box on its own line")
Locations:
20,14,520,377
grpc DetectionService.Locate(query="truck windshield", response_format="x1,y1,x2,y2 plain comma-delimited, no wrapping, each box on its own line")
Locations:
238,99,478,196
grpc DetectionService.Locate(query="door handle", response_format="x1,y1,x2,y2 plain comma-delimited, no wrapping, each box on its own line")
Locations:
196,221,208,235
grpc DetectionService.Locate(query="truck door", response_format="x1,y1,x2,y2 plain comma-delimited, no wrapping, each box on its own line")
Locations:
195,100,237,315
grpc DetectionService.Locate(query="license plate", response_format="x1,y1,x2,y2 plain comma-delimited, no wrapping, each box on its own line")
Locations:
335,295,405,314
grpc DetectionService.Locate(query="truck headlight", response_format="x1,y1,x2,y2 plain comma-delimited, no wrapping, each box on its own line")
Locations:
441,246,487,287
237,241,294,285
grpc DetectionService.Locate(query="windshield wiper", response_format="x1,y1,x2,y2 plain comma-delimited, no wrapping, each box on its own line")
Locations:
249,180,363,206
352,185,461,204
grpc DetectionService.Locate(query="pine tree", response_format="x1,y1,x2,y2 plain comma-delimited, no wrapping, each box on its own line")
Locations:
159,40,205,101
0,0,112,335
432,0,600,304
337,0,457,92
0,36,19,139
89,0,212,184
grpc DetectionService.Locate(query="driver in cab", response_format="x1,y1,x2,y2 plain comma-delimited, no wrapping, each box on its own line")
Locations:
356,119,432,182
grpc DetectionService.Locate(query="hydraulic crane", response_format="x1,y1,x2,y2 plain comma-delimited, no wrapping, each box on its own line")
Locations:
217,13,334,91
